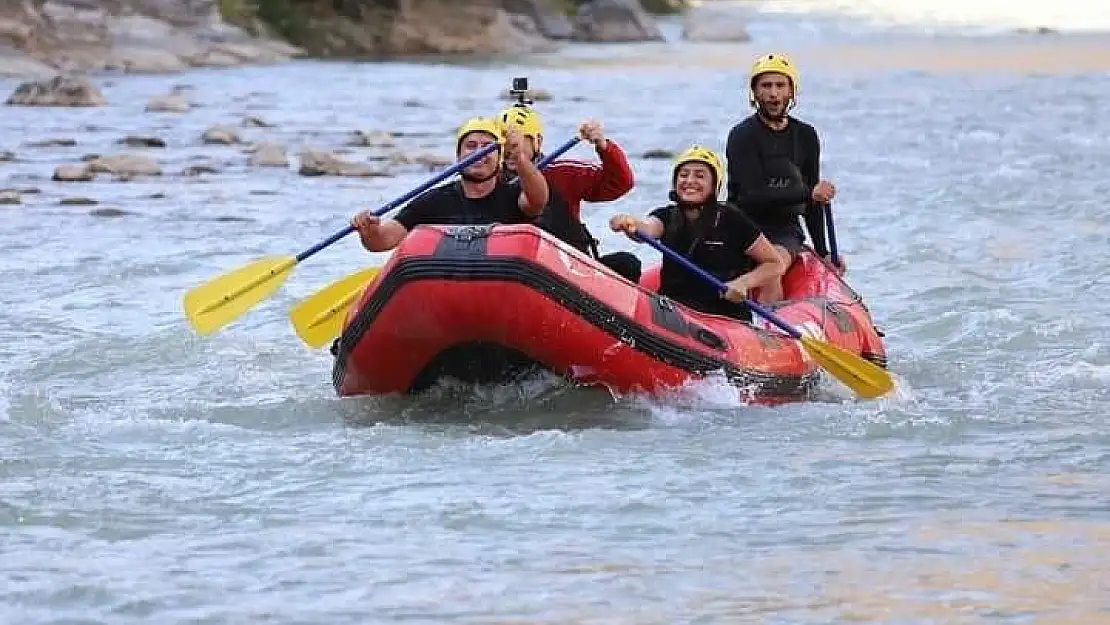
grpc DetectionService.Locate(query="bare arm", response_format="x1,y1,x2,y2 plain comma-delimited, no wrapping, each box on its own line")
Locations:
636,215,665,239
515,156,549,216
357,218,409,252
740,234,787,292
609,212,664,240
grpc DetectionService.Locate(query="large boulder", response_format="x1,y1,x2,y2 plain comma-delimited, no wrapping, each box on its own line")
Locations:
681,4,751,42
573,0,663,42
500,0,575,40
0,0,303,76
390,0,556,55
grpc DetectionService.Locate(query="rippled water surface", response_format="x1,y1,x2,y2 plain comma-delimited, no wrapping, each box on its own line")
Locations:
2,24,1110,624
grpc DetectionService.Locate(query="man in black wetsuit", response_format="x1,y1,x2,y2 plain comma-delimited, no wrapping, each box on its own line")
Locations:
724,53,846,303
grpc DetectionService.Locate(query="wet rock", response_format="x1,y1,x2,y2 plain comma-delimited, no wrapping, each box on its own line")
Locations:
347,130,397,148
0,3,304,76
499,87,553,102
118,135,166,148
25,138,77,148
241,115,273,128
682,5,751,42
0,150,15,162
17,187,40,194
298,149,386,177
86,154,162,178
60,196,98,206
573,0,664,42
389,6,556,56
201,125,241,145
5,76,106,107
248,142,288,167
53,164,94,182
145,192,167,199
89,207,132,218
146,90,192,113
182,164,219,176
389,151,452,169
0,189,20,205
642,148,674,159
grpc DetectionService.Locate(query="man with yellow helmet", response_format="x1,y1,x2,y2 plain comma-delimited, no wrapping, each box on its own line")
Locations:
350,116,548,252
607,145,786,321
724,52,844,303
497,103,641,282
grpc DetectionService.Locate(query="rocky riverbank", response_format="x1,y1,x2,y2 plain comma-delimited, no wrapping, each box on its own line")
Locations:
0,0,752,78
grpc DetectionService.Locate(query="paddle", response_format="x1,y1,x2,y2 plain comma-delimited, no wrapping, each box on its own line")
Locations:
182,141,501,336
824,202,840,266
633,233,894,400
288,136,583,349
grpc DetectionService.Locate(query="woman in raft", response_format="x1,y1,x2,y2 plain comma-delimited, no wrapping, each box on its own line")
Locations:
608,145,786,321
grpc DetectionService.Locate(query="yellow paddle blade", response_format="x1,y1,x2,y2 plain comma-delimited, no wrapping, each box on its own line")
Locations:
288,266,381,349
183,255,297,336
799,334,895,399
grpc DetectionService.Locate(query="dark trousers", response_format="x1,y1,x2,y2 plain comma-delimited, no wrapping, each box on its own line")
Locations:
598,251,641,283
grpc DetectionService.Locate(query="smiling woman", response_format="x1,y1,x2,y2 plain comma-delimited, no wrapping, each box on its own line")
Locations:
607,145,787,322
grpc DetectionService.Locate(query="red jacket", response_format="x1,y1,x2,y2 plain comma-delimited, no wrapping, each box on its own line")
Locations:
541,140,635,220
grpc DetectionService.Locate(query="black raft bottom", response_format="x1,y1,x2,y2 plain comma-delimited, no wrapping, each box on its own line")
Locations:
409,341,548,393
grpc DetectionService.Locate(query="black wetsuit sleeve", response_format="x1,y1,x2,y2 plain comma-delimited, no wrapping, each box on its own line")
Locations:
648,206,671,228
725,122,811,215
799,125,829,256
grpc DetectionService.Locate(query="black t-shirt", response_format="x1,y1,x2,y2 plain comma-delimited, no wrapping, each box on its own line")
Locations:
393,180,532,231
649,202,762,319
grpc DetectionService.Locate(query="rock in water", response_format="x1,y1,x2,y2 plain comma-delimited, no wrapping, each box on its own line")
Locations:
5,76,106,107
248,142,289,168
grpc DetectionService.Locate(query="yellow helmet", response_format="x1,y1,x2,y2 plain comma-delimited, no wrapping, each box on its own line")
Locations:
673,145,724,196
498,105,544,139
749,53,799,109
455,116,505,156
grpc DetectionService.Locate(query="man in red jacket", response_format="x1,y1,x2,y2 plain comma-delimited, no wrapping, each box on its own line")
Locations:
498,105,642,282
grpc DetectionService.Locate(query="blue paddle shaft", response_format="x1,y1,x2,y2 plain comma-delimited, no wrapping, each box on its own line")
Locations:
537,137,582,168
824,202,840,265
293,141,501,263
634,233,803,341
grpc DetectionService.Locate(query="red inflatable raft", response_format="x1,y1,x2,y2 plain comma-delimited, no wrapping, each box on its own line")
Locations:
331,224,888,403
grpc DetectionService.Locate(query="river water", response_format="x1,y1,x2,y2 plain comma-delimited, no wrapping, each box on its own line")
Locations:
2,5,1110,623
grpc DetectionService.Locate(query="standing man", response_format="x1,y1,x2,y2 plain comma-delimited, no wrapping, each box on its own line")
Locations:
724,53,845,303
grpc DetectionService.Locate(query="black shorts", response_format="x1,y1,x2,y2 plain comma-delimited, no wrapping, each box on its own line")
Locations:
762,225,805,257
